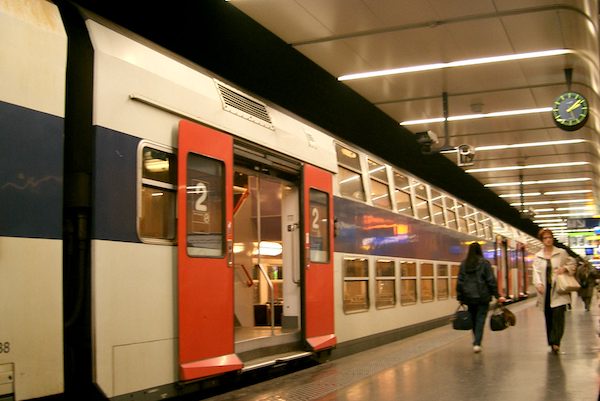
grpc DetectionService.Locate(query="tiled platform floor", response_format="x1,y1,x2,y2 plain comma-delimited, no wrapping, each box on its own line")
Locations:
202,295,600,401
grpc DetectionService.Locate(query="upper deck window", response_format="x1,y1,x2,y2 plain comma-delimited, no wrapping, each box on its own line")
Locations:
430,189,446,226
413,180,430,222
335,144,366,201
393,170,413,217
367,158,391,209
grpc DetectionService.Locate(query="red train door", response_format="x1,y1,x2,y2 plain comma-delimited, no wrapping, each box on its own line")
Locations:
177,120,242,381
303,163,336,351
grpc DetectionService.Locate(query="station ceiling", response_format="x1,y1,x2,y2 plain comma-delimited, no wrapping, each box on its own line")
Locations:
68,0,600,241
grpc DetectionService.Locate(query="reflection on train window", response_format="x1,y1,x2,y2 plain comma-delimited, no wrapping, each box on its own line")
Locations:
375,260,395,309
367,159,391,209
420,262,434,302
343,258,369,312
185,153,224,257
465,207,477,236
446,198,459,230
139,146,176,242
393,170,413,216
370,180,391,209
400,261,417,305
481,215,492,240
450,264,460,297
413,181,430,221
437,264,449,300
335,143,362,170
457,203,468,232
309,189,329,263
337,166,366,201
430,189,446,226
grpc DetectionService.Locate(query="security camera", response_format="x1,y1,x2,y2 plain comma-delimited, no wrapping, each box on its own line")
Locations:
415,131,439,154
457,144,475,166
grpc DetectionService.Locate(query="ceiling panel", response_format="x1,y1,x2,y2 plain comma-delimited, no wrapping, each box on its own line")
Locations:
230,0,600,240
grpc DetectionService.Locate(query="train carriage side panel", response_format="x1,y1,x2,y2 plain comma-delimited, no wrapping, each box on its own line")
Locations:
0,1,66,400
333,197,468,343
84,16,337,397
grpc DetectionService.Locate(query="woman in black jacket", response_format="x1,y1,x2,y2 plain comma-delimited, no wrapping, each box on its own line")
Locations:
457,242,505,352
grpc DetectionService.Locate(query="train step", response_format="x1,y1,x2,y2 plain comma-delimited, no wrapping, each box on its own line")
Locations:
241,350,313,372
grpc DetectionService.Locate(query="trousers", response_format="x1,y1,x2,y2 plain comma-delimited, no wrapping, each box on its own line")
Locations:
467,302,489,346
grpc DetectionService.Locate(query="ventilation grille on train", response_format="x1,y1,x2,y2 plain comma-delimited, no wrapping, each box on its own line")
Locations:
215,80,274,130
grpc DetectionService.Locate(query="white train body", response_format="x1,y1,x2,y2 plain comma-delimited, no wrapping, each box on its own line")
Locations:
0,2,539,400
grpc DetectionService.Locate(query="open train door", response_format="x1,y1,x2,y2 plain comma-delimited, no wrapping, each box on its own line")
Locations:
303,163,336,351
177,120,242,380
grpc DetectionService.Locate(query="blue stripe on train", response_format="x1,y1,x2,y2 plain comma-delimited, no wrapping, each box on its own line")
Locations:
93,126,140,243
0,101,63,239
334,196,472,262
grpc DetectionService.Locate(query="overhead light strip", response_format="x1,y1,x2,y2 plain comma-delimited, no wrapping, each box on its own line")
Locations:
476,139,585,151
485,177,591,188
466,161,589,173
338,49,572,81
400,107,551,126
510,198,590,206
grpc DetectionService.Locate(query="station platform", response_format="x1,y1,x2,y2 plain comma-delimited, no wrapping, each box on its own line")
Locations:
202,297,600,401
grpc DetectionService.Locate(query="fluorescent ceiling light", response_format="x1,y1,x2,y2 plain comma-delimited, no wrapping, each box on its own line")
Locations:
476,139,585,151
485,177,591,188
532,208,555,212
338,49,572,81
538,222,567,227
400,107,551,126
510,199,590,206
544,189,592,195
533,219,564,223
466,161,589,173
556,206,595,211
534,212,591,218
499,192,541,198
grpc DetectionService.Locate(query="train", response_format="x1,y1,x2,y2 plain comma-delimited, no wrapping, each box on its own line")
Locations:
0,1,541,400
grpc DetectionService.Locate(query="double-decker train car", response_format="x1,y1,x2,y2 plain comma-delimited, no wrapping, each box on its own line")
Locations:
0,2,540,400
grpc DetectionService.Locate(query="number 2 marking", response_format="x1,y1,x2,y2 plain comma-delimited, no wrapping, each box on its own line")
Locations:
312,207,319,231
194,182,208,212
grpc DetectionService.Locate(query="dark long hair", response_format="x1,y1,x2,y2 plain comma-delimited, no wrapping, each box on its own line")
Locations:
465,242,483,271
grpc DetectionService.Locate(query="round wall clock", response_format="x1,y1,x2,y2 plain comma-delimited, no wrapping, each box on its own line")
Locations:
551,91,589,131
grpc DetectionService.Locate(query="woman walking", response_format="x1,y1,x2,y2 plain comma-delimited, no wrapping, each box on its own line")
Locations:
532,228,573,353
457,242,505,353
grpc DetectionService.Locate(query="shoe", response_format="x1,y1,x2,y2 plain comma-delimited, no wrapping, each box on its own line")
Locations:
551,345,560,354
473,345,482,353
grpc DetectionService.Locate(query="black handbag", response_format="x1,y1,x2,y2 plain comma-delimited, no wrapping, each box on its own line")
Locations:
452,304,473,330
490,304,509,331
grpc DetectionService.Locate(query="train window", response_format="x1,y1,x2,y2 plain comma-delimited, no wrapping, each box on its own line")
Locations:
457,203,468,232
185,153,225,257
370,180,391,209
430,189,445,226
450,264,460,297
343,258,369,313
139,146,176,242
413,181,430,221
392,170,413,216
309,189,330,263
420,262,434,302
400,261,417,305
337,166,366,201
475,212,485,237
335,143,362,170
446,198,459,231
375,260,396,309
367,159,391,209
436,264,449,300
465,207,477,236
